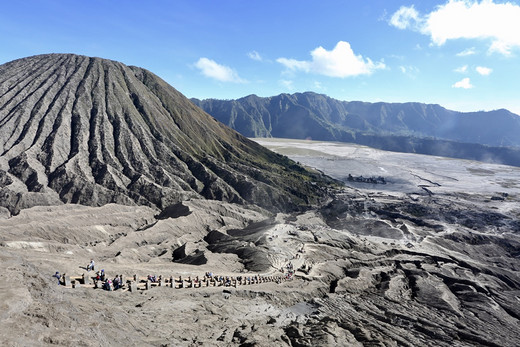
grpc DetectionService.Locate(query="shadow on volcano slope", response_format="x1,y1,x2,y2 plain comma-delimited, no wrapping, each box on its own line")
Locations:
204,218,277,272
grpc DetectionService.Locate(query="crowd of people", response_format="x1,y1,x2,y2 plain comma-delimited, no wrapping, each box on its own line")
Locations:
99,274,124,291
92,270,125,291
284,262,295,280
54,256,301,290
205,273,274,286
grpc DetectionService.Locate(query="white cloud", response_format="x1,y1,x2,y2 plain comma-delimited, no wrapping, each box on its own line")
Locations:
456,47,477,56
390,1,520,56
277,41,385,78
247,51,262,61
194,58,246,83
454,65,468,73
452,77,474,89
390,5,421,30
476,66,492,75
277,57,310,72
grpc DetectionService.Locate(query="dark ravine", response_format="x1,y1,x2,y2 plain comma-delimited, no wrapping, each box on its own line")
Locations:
192,92,520,167
0,54,336,215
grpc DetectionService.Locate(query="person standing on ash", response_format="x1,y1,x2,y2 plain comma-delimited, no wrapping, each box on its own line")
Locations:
87,259,95,272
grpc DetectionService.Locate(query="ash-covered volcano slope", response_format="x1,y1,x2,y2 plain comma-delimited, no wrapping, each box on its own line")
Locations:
0,54,334,215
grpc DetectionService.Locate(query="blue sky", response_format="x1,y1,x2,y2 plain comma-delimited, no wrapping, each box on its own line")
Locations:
1,0,519,114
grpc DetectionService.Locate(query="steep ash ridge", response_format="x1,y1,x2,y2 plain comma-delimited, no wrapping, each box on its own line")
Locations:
0,54,334,214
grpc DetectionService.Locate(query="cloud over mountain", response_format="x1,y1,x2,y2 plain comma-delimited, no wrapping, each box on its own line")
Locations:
452,77,473,89
194,57,246,83
277,41,385,78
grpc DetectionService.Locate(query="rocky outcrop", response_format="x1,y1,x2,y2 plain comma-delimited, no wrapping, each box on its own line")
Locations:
0,54,335,214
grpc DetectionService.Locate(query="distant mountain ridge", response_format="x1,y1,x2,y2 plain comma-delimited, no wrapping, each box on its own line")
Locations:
0,55,335,215
191,92,520,166
192,92,520,147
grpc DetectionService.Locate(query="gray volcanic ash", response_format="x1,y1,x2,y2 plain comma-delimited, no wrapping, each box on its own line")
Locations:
0,54,334,215
1,55,519,346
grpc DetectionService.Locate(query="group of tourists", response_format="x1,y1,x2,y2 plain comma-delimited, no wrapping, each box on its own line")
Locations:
92,268,127,291
52,259,126,291
205,273,267,286
53,256,298,291
285,262,295,280
100,274,124,291
147,274,161,283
